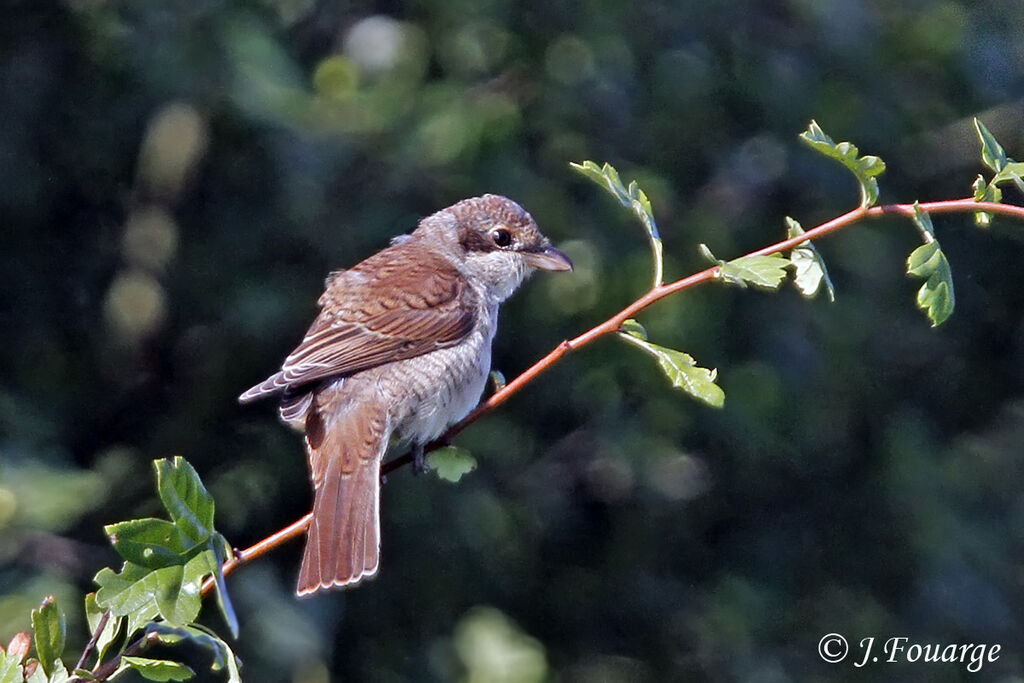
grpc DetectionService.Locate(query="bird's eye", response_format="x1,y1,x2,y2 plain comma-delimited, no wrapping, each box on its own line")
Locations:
491,227,513,248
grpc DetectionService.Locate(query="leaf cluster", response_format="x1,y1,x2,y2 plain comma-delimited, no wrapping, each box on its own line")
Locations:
800,120,887,208
972,118,1024,227
568,120,1023,407
3,458,241,682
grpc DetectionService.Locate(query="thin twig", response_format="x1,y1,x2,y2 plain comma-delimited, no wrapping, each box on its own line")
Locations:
80,197,1024,681
75,610,109,670
69,610,110,680
87,629,158,681
200,514,313,595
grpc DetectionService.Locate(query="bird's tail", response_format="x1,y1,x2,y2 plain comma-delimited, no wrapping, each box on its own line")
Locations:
296,395,388,596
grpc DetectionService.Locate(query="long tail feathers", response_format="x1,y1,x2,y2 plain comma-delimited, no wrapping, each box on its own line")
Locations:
296,399,387,596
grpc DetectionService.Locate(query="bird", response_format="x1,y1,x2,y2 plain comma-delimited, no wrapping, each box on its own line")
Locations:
239,194,572,596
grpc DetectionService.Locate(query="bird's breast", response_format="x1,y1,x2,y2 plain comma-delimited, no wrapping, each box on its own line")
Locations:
383,303,497,444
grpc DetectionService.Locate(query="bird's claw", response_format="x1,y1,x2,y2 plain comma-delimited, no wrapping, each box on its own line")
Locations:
413,445,430,475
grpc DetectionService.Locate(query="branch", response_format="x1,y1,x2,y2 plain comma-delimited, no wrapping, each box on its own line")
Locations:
208,198,1024,571
73,609,109,671
88,629,160,681
80,198,1024,682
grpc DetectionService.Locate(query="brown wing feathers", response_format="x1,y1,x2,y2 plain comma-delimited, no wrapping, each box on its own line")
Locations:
238,247,476,403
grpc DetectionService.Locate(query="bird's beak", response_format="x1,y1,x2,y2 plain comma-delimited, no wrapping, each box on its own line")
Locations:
523,245,573,272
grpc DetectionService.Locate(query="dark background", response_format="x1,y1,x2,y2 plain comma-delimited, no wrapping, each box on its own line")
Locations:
2,1,1023,681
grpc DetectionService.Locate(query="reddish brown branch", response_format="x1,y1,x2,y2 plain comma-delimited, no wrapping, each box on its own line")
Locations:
202,198,1024,583
73,609,109,672
200,513,313,595
81,197,1024,680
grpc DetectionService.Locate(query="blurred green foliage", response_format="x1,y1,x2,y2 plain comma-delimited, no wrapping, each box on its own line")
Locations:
2,0,1024,680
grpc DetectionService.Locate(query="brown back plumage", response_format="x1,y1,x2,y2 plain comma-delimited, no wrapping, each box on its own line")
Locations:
238,246,478,403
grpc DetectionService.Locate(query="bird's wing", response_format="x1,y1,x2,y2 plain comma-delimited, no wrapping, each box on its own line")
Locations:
239,247,476,402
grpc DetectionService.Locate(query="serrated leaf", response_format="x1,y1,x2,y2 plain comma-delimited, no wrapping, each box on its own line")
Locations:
907,241,955,326
31,596,65,679
572,160,664,285
720,254,792,290
972,175,1001,228
429,446,477,483
571,161,630,204
786,217,835,302
155,457,215,545
652,346,724,407
974,118,1007,173
147,625,242,683
104,518,193,568
95,563,159,629
84,594,122,666
800,120,886,207
620,319,648,340
618,333,724,407
992,161,1024,193
115,657,194,682
95,551,212,629
0,652,22,683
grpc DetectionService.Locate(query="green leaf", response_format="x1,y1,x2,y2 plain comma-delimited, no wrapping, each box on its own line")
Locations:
571,160,664,286
697,243,718,265
95,563,159,634
152,566,195,627
906,241,955,326
155,457,215,545
700,244,791,291
31,596,65,678
786,217,835,302
0,652,22,683
146,624,242,683
104,518,193,568
192,538,239,639
992,161,1024,194
720,254,792,290
84,594,122,666
619,319,648,340
114,657,194,682
972,175,1001,228
974,118,1007,173
95,551,213,630
618,332,725,407
41,661,68,683
429,446,477,483
909,201,935,239
906,241,940,275
800,120,886,207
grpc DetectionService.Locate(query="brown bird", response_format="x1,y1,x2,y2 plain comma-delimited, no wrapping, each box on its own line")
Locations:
239,195,572,595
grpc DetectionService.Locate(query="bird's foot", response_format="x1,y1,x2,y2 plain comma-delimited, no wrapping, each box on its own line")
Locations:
413,444,430,475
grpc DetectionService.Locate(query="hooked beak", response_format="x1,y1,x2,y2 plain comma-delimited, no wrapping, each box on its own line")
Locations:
522,245,573,272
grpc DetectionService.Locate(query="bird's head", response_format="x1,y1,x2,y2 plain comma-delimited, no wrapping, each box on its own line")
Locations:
422,194,572,302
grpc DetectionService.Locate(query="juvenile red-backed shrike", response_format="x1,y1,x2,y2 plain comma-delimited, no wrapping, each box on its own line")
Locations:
240,195,572,595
